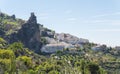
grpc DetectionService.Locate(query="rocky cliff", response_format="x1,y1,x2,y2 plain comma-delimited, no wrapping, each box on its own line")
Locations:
55,33,89,45
0,12,90,53
9,13,42,53
41,33,89,53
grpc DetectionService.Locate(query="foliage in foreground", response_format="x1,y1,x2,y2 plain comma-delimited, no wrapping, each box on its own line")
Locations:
0,37,119,74
0,38,106,74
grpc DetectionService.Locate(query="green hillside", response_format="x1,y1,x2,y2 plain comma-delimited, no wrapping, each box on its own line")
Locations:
0,12,120,74
0,12,25,35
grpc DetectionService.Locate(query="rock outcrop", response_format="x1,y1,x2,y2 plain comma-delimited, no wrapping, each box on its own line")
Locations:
55,33,89,45
40,27,55,38
1,12,90,53
0,29,5,37
41,42,74,53
92,45,107,51
9,13,42,53
41,33,88,53
27,13,37,24
44,37,58,44
115,46,120,50
17,13,42,52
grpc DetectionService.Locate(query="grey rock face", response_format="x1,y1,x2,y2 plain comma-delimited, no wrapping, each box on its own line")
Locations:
9,13,42,53
55,33,89,45
41,42,74,53
0,29,5,37
41,33,89,53
27,12,37,24
92,45,107,51
115,46,120,50
11,14,16,20
44,37,58,44
18,13,42,52
40,28,55,38
2,12,90,54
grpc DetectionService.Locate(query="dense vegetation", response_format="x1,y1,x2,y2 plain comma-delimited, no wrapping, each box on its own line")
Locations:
0,37,106,74
0,37,120,74
0,12,120,74
0,12,25,35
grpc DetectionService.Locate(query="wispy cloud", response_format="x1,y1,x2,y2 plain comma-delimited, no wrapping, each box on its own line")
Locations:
81,19,120,25
92,12,120,18
81,20,105,23
67,18,77,21
79,11,120,25
90,29,120,32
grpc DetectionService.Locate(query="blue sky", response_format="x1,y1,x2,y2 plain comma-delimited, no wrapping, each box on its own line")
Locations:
0,0,120,47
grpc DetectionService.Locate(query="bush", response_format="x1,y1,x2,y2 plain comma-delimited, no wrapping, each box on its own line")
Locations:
0,49,15,73
0,37,7,48
8,42,24,57
0,49,15,59
48,70,59,74
17,56,32,68
85,63,100,74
